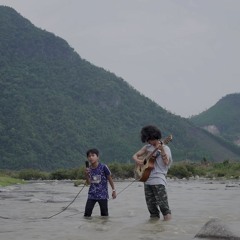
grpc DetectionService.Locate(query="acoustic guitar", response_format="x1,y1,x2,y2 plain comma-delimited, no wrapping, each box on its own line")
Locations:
134,135,173,182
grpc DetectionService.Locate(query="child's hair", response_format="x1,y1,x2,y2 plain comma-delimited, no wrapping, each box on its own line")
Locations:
141,125,162,143
86,148,99,157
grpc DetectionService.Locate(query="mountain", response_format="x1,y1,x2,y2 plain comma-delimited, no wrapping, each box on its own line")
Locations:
0,6,240,170
190,93,240,147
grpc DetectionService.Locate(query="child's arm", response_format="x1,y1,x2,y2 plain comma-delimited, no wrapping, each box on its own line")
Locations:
132,145,147,165
108,175,117,199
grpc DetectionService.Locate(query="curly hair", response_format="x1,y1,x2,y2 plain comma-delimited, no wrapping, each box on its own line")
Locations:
140,125,162,143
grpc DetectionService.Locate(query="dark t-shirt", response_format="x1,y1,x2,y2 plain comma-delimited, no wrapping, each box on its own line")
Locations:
88,163,111,199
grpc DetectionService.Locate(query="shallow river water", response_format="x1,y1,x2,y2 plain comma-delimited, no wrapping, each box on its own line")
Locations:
1,178,240,240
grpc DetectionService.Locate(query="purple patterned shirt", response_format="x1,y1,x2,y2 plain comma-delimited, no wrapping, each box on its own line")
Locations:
88,163,111,199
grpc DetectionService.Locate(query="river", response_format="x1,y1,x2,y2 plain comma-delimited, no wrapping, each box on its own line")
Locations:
1,178,240,240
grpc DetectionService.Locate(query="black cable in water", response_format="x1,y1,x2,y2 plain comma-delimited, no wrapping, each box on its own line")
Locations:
42,182,87,219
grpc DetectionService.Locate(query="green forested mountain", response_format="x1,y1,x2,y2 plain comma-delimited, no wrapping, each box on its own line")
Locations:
1,6,240,170
190,93,240,147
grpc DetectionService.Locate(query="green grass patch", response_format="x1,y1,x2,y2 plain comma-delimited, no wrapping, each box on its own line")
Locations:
0,160,240,184
0,176,25,187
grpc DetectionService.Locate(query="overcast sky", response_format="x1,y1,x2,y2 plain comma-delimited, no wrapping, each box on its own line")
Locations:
1,0,240,117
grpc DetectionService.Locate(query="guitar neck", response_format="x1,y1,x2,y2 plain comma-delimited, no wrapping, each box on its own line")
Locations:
148,135,172,158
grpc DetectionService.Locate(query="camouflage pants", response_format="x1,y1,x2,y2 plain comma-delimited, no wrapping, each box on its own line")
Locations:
144,184,171,218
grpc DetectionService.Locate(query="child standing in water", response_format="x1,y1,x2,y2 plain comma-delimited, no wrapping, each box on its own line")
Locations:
84,148,116,217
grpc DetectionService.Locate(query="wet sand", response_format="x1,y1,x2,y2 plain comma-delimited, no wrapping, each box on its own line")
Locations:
0,178,240,240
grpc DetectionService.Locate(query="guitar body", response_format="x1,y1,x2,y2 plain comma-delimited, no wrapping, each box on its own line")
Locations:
134,154,156,182
134,135,172,182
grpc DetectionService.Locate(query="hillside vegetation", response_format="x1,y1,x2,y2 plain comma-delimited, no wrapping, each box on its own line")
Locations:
190,93,240,146
0,6,240,170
